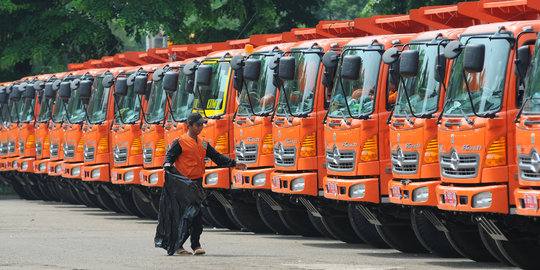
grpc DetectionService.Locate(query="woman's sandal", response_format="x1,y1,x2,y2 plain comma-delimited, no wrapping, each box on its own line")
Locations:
176,248,193,255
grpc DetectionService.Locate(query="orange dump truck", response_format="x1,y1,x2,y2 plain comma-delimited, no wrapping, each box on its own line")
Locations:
435,21,540,264
384,29,465,257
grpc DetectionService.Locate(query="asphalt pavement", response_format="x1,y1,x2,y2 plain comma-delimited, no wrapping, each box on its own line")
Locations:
0,195,516,270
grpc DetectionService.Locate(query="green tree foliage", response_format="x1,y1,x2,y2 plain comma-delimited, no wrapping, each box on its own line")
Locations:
0,0,321,82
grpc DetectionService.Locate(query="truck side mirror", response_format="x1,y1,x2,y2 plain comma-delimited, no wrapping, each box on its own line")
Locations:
322,50,339,88
10,85,22,101
33,80,44,91
59,82,71,101
102,75,115,88
114,77,128,96
389,60,400,86
79,80,93,103
0,92,7,104
52,80,61,91
24,84,35,99
144,81,152,101
278,56,295,81
163,71,179,92
434,53,447,84
44,83,56,99
382,47,400,64
244,59,261,82
399,50,419,78
341,55,362,81
444,40,463,59
233,68,243,92
134,74,148,95
196,65,213,87
152,68,164,82
515,45,531,79
463,43,485,73
231,55,244,71
70,79,80,90
184,61,198,94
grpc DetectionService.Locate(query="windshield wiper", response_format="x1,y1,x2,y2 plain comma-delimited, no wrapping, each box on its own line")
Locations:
438,98,473,125
336,78,353,124
461,70,483,119
399,77,419,124
334,110,351,125
515,96,540,123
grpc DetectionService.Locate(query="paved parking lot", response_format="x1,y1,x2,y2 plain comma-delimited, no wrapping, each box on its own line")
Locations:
0,196,516,270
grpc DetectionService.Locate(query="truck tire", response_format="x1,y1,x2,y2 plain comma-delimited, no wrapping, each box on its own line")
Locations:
131,187,158,219
200,206,221,227
278,208,321,237
444,224,497,262
255,196,294,235
410,208,461,258
206,204,241,230
495,237,540,269
230,201,273,233
36,176,56,201
9,176,32,200
347,204,390,248
56,180,80,204
375,213,429,253
97,185,124,213
118,188,146,218
478,226,512,265
16,174,41,200
307,211,338,239
321,212,364,243
47,180,63,202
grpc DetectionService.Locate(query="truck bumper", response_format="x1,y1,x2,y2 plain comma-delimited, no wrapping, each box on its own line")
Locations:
323,176,379,203
203,167,230,189
388,179,439,206
140,168,164,187
515,188,540,216
61,162,84,179
82,164,110,182
111,166,142,185
231,167,275,190
271,171,318,197
47,160,64,176
33,159,50,174
436,184,508,214
16,157,35,173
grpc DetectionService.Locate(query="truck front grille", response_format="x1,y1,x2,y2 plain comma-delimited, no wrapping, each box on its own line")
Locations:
440,151,479,178
143,147,153,164
8,141,16,154
18,141,24,154
63,144,75,159
84,145,95,162
36,142,42,156
114,146,128,163
50,143,59,157
519,150,540,181
273,144,296,167
326,147,355,172
391,150,419,174
235,142,258,163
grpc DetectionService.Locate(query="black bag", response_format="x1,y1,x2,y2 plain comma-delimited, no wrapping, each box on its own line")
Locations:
154,169,205,255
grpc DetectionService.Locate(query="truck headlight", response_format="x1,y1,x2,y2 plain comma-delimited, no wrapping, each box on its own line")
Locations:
55,164,61,174
39,163,46,172
149,173,159,184
21,161,28,170
12,160,18,168
71,166,80,176
472,191,492,208
290,177,305,191
349,183,366,198
125,171,135,182
205,172,218,185
412,186,429,202
252,173,266,186
91,168,101,179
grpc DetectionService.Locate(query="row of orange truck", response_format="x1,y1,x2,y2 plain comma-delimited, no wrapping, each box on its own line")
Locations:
3,0,540,269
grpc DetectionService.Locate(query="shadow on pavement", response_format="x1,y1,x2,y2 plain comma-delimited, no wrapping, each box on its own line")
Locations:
357,251,436,259
302,242,370,250
426,261,510,269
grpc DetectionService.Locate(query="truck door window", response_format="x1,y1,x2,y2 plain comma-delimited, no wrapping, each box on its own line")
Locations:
87,76,110,124
522,37,540,114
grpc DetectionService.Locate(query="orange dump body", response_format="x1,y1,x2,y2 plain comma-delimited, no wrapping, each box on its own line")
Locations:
435,21,540,214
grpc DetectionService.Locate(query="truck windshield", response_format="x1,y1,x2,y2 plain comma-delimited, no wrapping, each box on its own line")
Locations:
170,72,194,121
52,94,66,123
328,48,381,118
37,94,53,122
276,50,321,116
115,79,141,124
66,79,87,123
87,76,109,124
395,44,442,117
10,100,22,122
238,54,277,116
444,35,511,116
20,97,36,123
146,80,166,124
0,104,8,125
521,37,540,114
193,61,231,117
